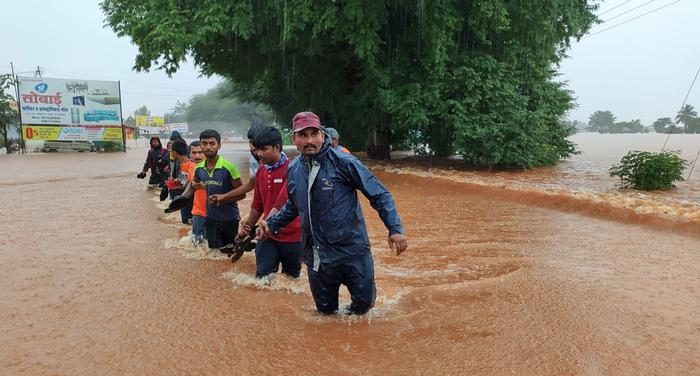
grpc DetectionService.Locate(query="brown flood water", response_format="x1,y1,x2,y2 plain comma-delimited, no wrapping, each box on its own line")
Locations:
1,136,699,375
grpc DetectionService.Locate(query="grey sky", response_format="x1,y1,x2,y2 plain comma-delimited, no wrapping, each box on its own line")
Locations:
1,1,698,125
0,0,221,118
560,0,700,124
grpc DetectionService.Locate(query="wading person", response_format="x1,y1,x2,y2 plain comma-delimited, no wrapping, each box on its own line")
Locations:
192,129,244,255
170,140,197,224
260,112,408,315
188,141,207,245
137,136,169,187
325,127,350,154
238,126,302,279
245,126,261,192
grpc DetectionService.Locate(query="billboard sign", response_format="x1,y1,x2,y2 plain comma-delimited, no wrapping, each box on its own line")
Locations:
168,123,189,134
139,126,161,135
17,76,122,126
135,115,164,127
22,125,124,142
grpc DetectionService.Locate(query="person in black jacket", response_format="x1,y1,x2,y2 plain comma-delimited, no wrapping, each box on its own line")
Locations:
138,137,169,187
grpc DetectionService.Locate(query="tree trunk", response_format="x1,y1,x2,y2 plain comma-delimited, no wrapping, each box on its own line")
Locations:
366,127,391,160
0,124,8,153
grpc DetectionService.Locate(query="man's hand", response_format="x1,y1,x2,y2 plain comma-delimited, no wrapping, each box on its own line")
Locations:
191,181,205,190
257,220,272,240
209,194,225,206
237,223,252,240
388,233,408,256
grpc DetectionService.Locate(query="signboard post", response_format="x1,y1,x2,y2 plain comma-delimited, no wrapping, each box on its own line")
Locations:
118,81,126,152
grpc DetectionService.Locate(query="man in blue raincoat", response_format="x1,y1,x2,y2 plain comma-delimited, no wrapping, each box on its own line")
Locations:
260,112,408,315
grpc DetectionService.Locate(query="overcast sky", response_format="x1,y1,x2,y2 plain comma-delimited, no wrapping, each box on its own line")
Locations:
1,0,698,125
560,0,699,124
0,0,222,118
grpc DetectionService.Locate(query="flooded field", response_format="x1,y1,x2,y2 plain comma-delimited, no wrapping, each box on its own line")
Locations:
1,135,699,375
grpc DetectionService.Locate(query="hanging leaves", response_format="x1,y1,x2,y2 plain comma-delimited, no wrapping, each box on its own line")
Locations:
102,0,598,166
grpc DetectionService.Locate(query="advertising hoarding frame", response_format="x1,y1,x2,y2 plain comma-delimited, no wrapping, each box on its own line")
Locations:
16,75,125,151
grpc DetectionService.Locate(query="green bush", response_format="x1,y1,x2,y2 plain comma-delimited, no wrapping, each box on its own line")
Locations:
609,150,688,190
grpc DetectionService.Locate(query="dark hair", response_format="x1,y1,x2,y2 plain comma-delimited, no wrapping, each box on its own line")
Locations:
247,125,262,140
199,129,221,144
189,140,201,148
172,140,188,156
252,126,283,150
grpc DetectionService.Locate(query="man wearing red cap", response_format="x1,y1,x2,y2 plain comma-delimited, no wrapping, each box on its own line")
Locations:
260,111,408,315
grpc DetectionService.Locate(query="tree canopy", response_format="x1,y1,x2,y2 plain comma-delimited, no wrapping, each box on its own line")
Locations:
165,81,274,135
676,104,699,134
134,105,150,116
103,0,597,167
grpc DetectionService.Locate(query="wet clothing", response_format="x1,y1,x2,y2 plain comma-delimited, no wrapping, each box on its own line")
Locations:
251,154,302,278
308,251,375,314
178,160,197,186
205,218,238,250
192,185,207,217
336,145,351,154
193,156,242,222
192,215,206,245
149,171,166,187
142,137,169,185
176,160,196,224
252,157,301,243
255,239,302,278
267,138,403,269
266,134,403,313
194,156,241,250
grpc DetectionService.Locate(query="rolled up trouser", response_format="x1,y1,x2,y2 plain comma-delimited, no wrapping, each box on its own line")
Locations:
307,252,376,314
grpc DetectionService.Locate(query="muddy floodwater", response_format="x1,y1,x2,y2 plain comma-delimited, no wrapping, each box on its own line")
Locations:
1,134,699,375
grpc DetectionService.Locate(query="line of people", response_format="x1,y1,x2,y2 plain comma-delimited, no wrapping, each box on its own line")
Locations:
138,112,408,315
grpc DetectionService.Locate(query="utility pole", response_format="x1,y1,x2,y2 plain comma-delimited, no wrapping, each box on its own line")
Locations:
10,62,25,154
34,65,42,78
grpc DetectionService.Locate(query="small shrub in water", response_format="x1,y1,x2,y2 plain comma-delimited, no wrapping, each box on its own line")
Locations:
609,150,688,190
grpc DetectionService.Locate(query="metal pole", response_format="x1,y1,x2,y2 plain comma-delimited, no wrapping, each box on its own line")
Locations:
10,62,25,154
118,80,126,152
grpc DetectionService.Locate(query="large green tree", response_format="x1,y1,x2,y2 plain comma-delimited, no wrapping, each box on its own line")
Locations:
134,105,151,116
687,118,700,134
103,0,597,166
676,104,698,133
165,100,189,123
652,117,673,133
179,81,274,135
587,110,615,133
610,119,644,134
0,74,19,152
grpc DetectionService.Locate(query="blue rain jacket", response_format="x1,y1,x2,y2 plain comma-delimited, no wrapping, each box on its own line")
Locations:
267,135,404,269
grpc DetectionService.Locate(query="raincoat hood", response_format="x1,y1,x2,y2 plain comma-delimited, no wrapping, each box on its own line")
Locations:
170,131,184,142
150,137,162,149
